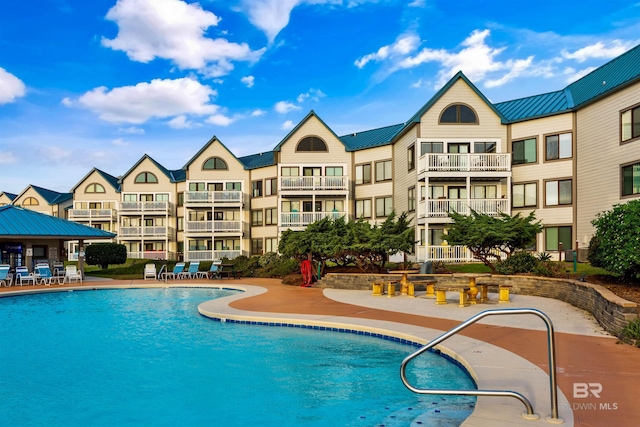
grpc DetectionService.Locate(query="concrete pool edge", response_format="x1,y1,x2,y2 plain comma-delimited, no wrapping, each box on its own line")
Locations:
197,284,573,426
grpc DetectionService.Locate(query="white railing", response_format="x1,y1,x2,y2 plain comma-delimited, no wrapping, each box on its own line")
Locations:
279,176,348,192
184,250,242,261
126,251,175,260
184,220,243,233
420,153,511,172
119,201,171,212
416,245,503,262
280,211,345,228
69,209,117,220
118,226,170,237
422,199,509,218
184,191,243,205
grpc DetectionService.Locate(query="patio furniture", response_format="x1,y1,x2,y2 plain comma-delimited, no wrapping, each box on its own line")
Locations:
52,262,65,277
161,262,185,280
143,263,157,280
0,264,12,287
64,265,83,283
36,264,63,285
179,261,200,279
15,266,36,285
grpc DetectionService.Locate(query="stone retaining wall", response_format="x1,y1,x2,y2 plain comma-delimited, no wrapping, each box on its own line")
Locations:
316,273,638,334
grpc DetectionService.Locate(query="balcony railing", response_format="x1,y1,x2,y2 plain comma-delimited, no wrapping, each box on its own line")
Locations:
118,226,171,238
416,245,502,262
184,220,243,234
279,176,348,192
420,198,509,218
184,250,242,261
69,208,117,220
184,191,243,205
420,153,511,172
119,201,171,213
280,211,344,228
126,251,176,260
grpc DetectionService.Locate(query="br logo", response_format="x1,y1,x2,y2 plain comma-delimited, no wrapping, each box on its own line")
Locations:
573,383,602,398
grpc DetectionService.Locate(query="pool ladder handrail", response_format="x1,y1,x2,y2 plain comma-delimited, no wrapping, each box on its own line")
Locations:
400,308,563,423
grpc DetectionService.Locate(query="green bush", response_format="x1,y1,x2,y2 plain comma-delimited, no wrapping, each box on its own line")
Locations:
259,257,299,278
618,318,640,347
496,251,538,275
85,243,127,269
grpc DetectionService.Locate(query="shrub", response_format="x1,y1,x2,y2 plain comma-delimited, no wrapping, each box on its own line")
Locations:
495,251,539,275
85,243,127,269
618,318,640,347
536,252,552,262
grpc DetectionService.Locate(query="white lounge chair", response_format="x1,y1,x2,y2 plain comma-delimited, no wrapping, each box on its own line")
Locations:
15,266,36,285
36,264,63,285
65,265,83,283
179,261,200,279
0,264,12,287
161,262,185,280
143,263,157,280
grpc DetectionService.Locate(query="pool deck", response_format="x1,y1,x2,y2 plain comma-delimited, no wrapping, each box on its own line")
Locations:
2,277,639,426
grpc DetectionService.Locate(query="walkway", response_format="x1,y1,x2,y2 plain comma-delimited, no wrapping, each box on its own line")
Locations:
1,277,638,426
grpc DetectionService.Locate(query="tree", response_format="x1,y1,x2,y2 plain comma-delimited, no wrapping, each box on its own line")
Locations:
445,210,542,273
588,200,640,280
85,243,127,269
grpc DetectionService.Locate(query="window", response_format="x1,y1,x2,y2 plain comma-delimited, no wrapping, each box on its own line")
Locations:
265,208,277,225
408,187,416,211
375,160,392,182
214,211,224,221
622,162,640,196
622,105,640,142
281,200,300,212
303,167,321,177
251,209,263,226
512,138,537,165
545,226,572,251
375,196,393,218
429,186,444,199
407,145,415,171
473,185,496,199
178,192,184,206
177,217,183,232
265,178,277,196
448,143,469,153
513,183,537,208
281,167,299,176
156,193,169,202
355,199,372,218
202,157,228,170
326,200,344,213
440,104,477,124
134,172,158,183
448,187,467,199
474,142,496,153
265,238,278,253
226,182,241,191
545,133,572,160
208,182,223,191
325,167,343,176
251,238,263,255
420,142,443,155
252,180,263,197
85,183,105,193
296,136,327,152
355,163,371,185
23,197,39,206
427,228,445,245
189,182,205,191
545,179,572,206
123,194,136,202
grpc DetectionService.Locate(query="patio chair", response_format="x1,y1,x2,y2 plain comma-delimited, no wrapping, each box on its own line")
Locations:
0,264,13,287
52,262,65,277
36,264,63,285
15,266,36,285
64,265,83,283
161,262,185,280
196,263,220,279
179,261,200,279
143,263,157,280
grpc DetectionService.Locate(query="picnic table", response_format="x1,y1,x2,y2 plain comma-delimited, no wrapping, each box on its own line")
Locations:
452,273,491,304
219,264,240,279
388,270,420,296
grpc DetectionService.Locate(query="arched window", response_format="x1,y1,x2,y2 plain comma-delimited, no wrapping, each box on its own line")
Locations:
134,172,158,183
202,157,228,170
296,136,327,152
439,104,478,124
85,183,106,193
23,197,39,206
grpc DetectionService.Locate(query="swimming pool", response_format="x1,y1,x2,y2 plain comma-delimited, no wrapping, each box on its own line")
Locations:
0,288,476,426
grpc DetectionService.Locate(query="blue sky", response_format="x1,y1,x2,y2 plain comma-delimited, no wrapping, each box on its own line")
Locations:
1,0,640,194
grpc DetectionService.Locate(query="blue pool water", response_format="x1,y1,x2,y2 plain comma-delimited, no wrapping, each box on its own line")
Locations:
0,288,475,426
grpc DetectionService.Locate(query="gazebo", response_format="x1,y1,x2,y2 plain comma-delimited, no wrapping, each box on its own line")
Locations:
0,205,116,275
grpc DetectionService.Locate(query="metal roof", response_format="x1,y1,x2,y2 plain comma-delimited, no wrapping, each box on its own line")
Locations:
238,151,276,170
0,205,116,239
493,90,570,121
339,123,405,151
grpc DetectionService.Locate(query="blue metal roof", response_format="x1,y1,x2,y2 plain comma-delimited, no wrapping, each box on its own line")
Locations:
30,185,72,205
0,205,116,239
494,90,570,121
238,151,276,169
1,192,18,201
339,123,405,151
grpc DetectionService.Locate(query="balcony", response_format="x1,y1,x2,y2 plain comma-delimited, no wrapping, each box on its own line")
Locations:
280,211,345,228
184,220,243,234
185,250,242,261
184,191,243,206
419,153,511,173
279,176,348,192
118,226,171,238
418,198,509,219
119,201,171,213
69,208,117,220
416,245,503,263
126,251,176,260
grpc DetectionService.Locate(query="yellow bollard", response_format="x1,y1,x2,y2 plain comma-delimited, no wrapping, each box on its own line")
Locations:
499,285,512,303
372,282,383,296
435,288,447,305
424,282,435,299
407,282,415,297
458,288,470,308
387,282,396,297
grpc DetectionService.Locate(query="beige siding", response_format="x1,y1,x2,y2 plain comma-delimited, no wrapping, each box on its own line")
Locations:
187,141,249,182
72,170,119,205
278,116,351,165
393,129,419,216
121,157,177,201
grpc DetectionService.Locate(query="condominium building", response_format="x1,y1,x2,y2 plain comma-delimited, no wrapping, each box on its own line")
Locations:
7,43,640,263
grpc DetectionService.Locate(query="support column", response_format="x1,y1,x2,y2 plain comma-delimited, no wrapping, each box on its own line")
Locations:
78,239,85,279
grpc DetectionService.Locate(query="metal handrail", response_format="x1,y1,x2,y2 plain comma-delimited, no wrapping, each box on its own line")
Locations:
400,308,561,422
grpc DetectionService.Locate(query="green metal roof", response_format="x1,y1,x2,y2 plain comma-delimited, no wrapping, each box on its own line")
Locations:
493,90,570,121
339,123,404,151
238,151,276,170
0,205,116,239
30,185,72,205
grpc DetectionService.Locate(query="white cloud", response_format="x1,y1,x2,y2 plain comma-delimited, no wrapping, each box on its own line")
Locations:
0,150,18,164
167,115,199,129
251,109,267,116
119,126,145,134
281,120,294,130
71,77,218,124
206,114,234,126
564,66,597,84
355,33,420,68
0,68,26,104
241,75,255,88
112,138,129,146
274,100,301,114
297,88,326,103
102,0,265,76
561,40,635,63
42,146,72,162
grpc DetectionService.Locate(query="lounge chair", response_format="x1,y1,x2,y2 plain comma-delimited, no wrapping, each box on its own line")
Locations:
161,262,185,280
36,264,63,285
52,262,65,278
143,263,157,280
64,265,83,283
196,263,220,279
15,266,36,285
0,264,12,287
179,261,200,279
